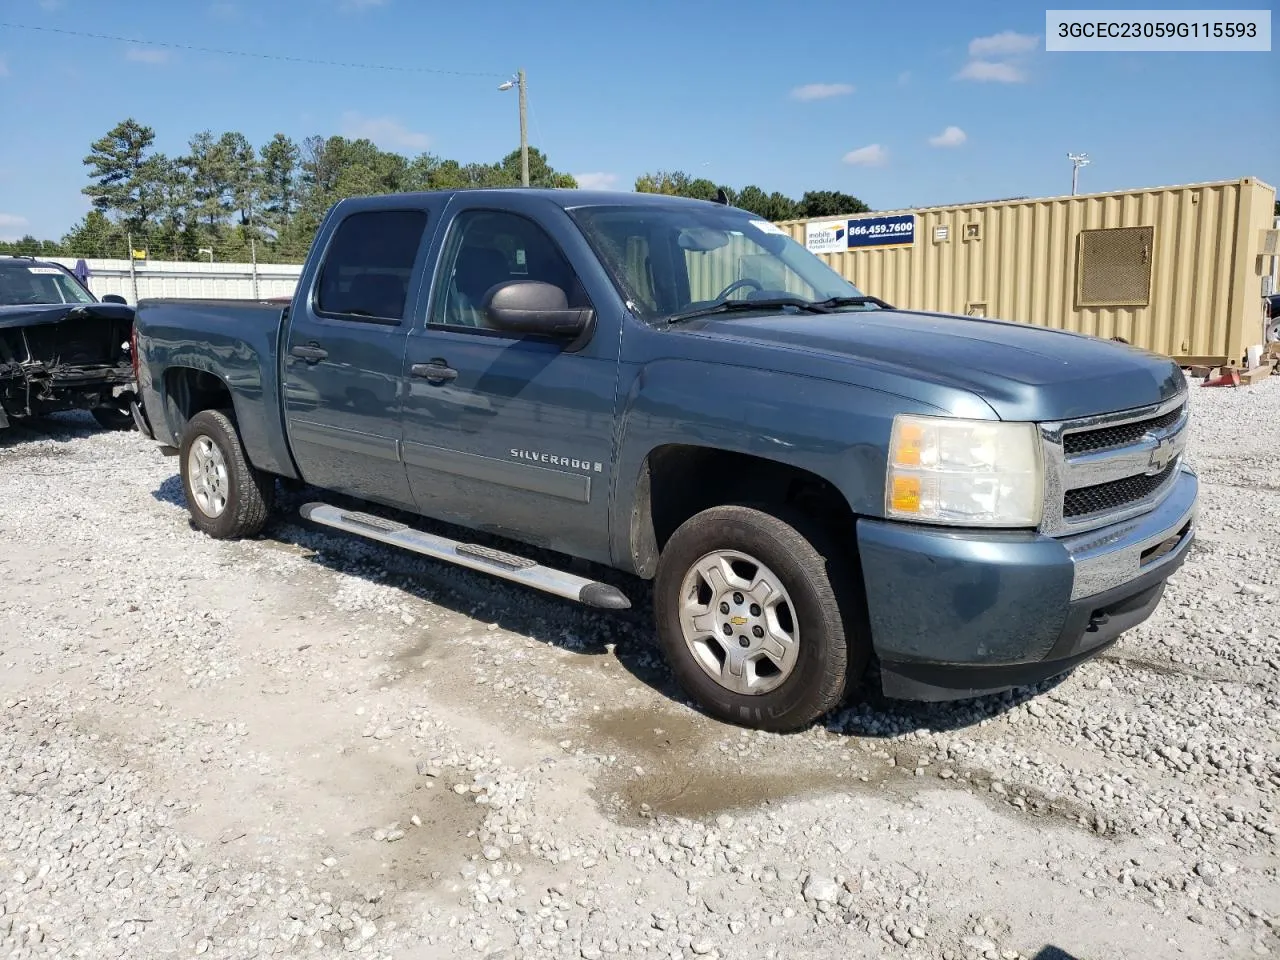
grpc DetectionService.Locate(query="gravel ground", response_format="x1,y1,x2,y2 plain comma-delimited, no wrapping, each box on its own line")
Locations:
0,377,1277,960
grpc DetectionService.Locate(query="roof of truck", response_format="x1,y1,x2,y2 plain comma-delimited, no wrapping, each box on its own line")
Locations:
334,188,741,212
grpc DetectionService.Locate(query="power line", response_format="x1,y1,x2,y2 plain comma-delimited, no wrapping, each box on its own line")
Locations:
0,21,506,78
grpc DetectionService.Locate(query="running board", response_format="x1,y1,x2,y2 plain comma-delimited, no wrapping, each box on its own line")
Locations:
299,502,631,610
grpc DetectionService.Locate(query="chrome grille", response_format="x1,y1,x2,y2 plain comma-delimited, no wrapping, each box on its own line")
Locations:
1039,392,1189,536
1063,463,1178,519
1062,404,1184,456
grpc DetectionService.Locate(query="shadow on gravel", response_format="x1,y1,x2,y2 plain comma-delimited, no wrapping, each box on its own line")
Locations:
153,472,187,508
150,475,1069,742
0,411,100,450
1032,949,1080,960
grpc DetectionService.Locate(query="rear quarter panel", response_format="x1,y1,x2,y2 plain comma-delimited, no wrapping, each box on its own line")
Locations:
135,299,297,477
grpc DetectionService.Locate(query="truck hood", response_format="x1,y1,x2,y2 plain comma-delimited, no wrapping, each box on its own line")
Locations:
689,308,1186,421
0,302,135,331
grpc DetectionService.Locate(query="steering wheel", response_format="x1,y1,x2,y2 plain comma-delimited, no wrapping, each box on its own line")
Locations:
711,278,763,301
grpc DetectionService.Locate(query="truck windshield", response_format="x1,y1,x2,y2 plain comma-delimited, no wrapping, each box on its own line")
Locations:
0,264,96,306
570,204,873,324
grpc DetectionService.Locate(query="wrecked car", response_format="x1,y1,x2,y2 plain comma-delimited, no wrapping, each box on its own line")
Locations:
0,256,137,431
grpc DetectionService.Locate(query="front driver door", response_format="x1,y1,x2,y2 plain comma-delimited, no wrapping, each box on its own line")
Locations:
400,199,622,565
283,206,432,509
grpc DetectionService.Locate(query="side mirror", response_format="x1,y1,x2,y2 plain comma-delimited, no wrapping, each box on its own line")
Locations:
101,294,128,305
484,280,592,338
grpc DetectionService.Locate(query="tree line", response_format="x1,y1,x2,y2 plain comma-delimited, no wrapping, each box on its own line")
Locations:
0,118,871,263
633,170,869,222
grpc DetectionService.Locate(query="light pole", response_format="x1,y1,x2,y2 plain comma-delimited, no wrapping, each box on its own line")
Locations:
1068,153,1091,196
498,70,529,187
197,247,214,263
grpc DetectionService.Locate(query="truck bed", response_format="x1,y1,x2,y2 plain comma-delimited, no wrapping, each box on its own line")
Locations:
133,298,297,477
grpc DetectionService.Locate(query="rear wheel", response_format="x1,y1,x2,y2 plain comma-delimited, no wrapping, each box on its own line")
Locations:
179,409,275,539
653,504,868,732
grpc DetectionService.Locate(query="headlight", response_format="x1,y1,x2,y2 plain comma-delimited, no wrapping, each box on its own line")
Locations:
886,415,1043,527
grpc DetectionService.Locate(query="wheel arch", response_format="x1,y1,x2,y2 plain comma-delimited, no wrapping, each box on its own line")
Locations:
625,443,861,579
162,366,238,439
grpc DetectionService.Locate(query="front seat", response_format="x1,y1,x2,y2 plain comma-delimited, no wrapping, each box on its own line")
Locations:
450,247,511,326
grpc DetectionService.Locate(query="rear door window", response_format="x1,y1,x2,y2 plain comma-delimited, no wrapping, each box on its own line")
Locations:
315,210,428,323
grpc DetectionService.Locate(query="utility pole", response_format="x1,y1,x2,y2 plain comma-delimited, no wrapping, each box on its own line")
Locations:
518,68,529,188
248,196,259,300
127,231,138,304
499,71,530,187
1068,153,1090,196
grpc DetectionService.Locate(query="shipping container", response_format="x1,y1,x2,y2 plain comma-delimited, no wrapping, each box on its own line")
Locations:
777,177,1279,366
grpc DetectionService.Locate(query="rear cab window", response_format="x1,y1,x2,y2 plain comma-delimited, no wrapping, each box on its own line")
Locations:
315,210,428,323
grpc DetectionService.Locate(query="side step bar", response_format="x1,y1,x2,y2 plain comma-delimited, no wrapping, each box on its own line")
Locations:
299,502,631,610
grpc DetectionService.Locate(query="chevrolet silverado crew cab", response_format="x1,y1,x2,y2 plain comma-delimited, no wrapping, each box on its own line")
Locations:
131,190,1197,731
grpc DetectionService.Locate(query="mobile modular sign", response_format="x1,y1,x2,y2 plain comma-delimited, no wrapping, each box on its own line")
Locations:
805,213,916,252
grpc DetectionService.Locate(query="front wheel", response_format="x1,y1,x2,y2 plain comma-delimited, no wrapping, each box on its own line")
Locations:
178,408,275,539
653,504,868,732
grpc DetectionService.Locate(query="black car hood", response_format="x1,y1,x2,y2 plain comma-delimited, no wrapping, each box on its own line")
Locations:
690,308,1186,422
0,302,136,331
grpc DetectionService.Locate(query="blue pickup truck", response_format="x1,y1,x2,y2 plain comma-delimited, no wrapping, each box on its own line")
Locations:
131,189,1197,731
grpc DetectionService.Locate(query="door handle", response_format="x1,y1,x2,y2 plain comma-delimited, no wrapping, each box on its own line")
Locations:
410,361,458,383
291,342,328,362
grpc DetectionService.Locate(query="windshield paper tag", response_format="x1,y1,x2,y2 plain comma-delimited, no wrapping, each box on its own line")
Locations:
28,267,62,274
750,220,785,235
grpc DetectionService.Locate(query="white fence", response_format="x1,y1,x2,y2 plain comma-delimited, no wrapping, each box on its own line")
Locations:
44,257,304,304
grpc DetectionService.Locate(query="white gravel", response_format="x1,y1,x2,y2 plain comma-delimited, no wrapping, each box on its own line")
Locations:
0,377,1277,960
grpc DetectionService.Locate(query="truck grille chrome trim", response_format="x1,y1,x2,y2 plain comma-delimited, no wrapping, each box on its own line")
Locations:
1039,392,1189,536
1063,467,1197,599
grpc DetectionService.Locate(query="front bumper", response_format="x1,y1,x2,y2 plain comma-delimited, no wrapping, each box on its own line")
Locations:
857,465,1198,701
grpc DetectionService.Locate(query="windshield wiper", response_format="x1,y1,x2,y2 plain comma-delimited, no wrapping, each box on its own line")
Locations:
808,295,892,310
666,296,830,326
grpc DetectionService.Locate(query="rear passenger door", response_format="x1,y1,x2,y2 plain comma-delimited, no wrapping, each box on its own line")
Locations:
282,206,433,509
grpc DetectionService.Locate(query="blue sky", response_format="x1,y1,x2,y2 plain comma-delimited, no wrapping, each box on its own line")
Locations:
0,0,1277,240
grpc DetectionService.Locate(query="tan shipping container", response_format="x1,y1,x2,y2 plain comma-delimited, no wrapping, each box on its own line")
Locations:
776,177,1278,366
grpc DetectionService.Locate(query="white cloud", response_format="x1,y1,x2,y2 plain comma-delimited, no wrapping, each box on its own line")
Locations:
790,82,854,102
340,112,430,151
957,30,1037,83
126,46,171,65
842,144,887,167
38,0,64,10
341,0,386,9
0,213,30,242
956,59,1027,83
897,71,912,86
968,30,1039,58
928,125,967,147
209,2,239,18
574,172,620,191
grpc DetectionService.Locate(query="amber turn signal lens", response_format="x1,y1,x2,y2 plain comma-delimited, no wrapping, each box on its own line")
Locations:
892,422,924,466
891,475,921,513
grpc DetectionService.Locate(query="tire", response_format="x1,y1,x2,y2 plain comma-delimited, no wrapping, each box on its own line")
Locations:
91,402,136,431
178,408,275,539
653,504,869,732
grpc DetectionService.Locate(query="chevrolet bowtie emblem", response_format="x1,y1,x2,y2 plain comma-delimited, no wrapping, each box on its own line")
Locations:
730,616,748,625
1146,435,1176,475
